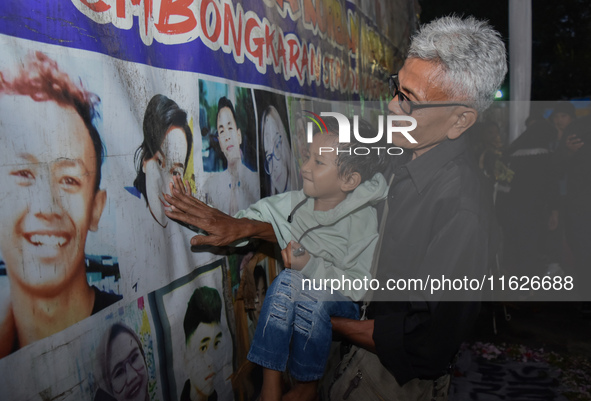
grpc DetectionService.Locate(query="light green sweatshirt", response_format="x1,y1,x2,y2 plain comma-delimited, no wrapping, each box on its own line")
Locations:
235,173,388,301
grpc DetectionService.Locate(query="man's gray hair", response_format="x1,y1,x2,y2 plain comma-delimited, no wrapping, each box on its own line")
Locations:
408,16,507,112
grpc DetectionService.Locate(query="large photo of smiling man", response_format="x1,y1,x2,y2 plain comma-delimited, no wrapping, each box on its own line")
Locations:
0,51,122,358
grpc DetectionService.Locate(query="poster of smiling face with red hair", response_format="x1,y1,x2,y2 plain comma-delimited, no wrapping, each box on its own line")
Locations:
0,48,122,358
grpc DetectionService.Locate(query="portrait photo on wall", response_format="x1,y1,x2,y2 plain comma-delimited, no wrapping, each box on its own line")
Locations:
149,260,234,401
198,80,259,215
253,90,296,197
3,293,162,401
113,76,217,297
0,47,122,359
93,296,162,401
126,94,195,229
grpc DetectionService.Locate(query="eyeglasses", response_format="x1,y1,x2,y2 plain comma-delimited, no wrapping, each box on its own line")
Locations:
110,349,145,393
388,74,469,115
264,135,282,175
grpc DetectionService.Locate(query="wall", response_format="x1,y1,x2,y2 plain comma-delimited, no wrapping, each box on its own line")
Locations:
0,1,417,400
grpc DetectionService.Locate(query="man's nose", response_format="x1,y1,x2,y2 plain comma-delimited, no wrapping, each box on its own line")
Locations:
29,174,63,219
203,350,215,367
388,96,402,114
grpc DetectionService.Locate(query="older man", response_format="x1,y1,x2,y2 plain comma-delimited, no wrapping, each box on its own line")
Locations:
165,15,506,400
328,16,506,399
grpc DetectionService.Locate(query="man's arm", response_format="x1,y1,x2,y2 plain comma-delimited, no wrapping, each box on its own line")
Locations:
163,177,277,247
331,317,376,353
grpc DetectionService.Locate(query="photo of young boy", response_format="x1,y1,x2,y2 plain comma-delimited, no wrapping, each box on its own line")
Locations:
150,260,234,401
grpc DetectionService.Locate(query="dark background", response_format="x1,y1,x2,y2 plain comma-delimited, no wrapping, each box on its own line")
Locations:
418,0,591,100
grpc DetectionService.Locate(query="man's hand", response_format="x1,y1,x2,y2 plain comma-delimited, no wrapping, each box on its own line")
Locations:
331,317,376,353
281,241,310,270
164,176,277,246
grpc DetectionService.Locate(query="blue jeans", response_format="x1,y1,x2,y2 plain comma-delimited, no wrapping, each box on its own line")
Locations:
247,269,359,381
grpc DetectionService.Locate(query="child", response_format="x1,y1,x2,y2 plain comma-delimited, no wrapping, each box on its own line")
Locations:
235,118,388,401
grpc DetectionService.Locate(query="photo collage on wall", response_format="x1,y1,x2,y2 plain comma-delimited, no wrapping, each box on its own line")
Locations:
0,0,414,399
0,35,341,401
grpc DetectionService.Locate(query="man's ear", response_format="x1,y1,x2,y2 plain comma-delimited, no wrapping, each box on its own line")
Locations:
448,108,478,140
89,189,107,232
237,128,242,146
340,172,362,192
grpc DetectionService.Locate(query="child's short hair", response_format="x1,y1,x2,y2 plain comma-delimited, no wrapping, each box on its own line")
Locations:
318,117,388,182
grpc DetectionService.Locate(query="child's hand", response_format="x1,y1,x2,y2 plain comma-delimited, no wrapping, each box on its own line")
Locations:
281,241,310,271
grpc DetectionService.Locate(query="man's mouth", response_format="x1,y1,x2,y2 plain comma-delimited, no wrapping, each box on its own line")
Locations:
226,145,234,152
388,114,412,127
25,233,69,248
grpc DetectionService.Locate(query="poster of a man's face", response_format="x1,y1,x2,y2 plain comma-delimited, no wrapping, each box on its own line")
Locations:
0,95,106,290
217,100,243,164
198,82,257,172
0,51,122,357
183,286,223,401
151,260,233,401
198,81,258,214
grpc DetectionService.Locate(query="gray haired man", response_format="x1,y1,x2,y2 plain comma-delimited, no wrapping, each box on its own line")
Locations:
330,16,507,400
